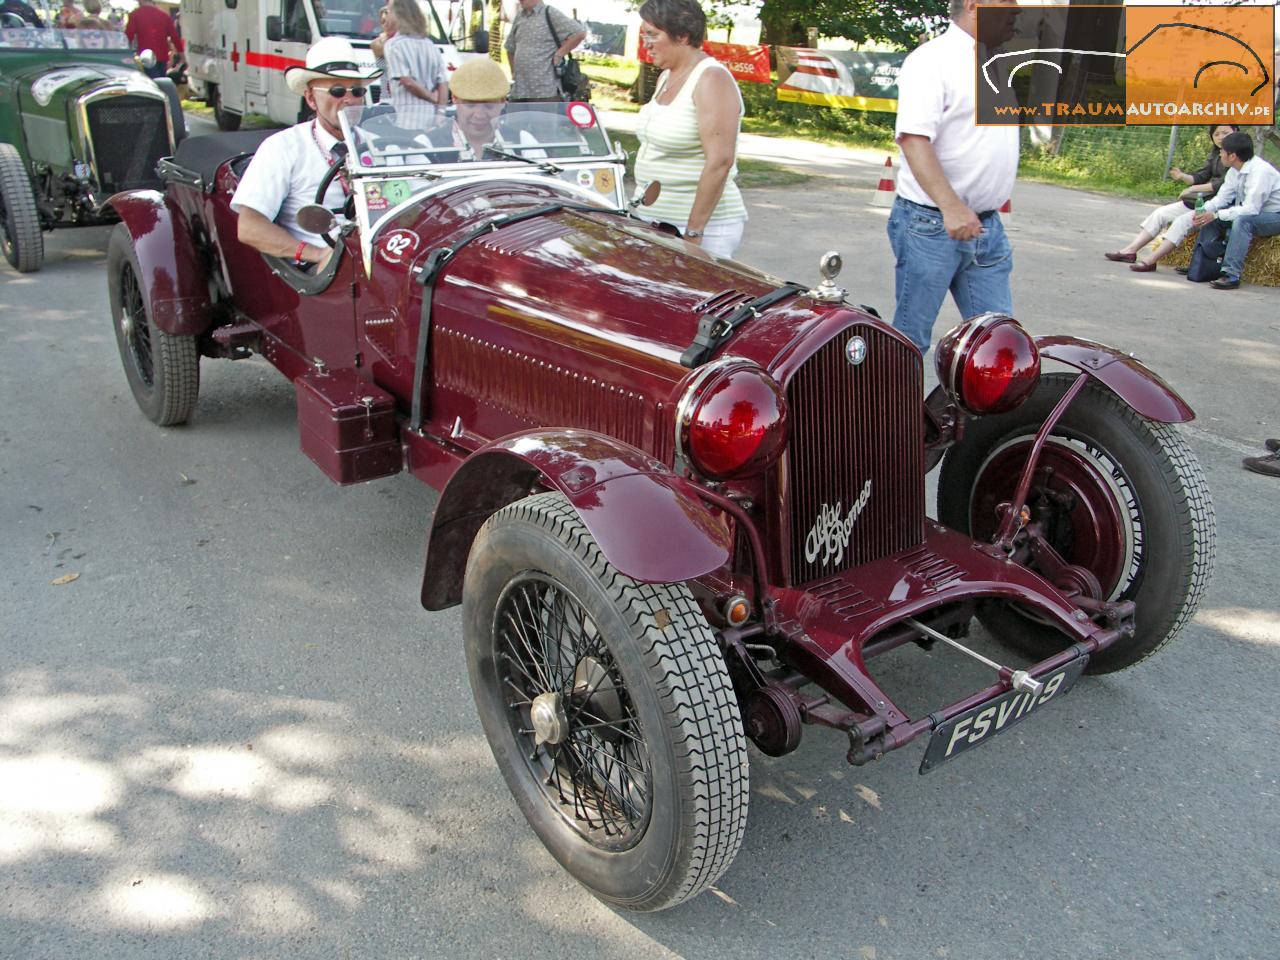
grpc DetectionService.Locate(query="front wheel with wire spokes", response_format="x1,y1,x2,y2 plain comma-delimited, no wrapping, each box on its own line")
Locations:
463,492,749,911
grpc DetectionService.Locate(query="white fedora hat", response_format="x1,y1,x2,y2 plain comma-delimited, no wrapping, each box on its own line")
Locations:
285,37,382,96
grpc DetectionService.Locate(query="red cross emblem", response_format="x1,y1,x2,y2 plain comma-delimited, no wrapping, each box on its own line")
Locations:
230,42,239,71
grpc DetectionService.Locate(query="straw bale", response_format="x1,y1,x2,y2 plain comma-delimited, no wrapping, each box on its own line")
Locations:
1159,231,1280,285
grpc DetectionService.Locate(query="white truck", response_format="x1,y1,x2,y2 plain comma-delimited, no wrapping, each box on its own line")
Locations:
182,0,488,129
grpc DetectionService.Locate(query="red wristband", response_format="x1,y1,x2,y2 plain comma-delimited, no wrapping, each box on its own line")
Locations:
294,241,307,264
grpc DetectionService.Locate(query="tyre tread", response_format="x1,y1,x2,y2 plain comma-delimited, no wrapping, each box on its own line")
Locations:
0,142,44,273
1076,382,1216,668
493,492,749,910
939,372,1216,672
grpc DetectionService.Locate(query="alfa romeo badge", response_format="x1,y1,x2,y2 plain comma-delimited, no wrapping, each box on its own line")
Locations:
846,335,867,366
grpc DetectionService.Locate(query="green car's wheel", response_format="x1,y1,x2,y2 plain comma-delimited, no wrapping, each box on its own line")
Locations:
0,142,43,273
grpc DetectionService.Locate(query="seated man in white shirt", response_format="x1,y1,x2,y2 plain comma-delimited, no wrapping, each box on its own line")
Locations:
230,37,381,270
1191,131,1280,290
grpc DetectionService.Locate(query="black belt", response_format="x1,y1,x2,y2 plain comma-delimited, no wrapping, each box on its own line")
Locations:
899,197,999,219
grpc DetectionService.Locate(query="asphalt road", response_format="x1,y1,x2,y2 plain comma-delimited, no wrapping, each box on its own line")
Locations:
1,113,1277,960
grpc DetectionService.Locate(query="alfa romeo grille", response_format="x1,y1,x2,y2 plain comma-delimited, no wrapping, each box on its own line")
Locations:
86,96,168,194
785,323,925,585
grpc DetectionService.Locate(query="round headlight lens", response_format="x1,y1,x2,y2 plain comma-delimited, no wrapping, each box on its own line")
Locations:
936,314,1040,415
683,366,789,480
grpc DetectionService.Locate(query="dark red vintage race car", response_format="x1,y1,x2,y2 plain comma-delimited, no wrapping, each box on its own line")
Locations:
108,101,1215,911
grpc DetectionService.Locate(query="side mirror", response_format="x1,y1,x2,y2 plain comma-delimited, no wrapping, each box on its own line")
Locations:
629,180,661,209
137,48,156,69
265,15,282,41
472,28,489,55
296,204,336,237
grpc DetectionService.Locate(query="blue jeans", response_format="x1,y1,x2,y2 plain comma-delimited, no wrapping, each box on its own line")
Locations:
887,196,1013,354
1204,211,1280,281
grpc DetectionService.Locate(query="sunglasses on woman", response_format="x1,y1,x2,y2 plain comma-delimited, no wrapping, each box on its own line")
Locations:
321,84,367,99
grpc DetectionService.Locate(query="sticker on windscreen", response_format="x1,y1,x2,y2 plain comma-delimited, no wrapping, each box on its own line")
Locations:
566,101,595,128
364,182,389,211
593,168,616,195
381,179,413,205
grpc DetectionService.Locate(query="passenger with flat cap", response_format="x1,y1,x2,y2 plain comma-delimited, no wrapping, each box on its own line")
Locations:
428,58,516,160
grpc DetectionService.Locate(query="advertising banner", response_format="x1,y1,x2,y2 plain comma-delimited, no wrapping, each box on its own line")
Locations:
637,38,772,85
776,47,905,113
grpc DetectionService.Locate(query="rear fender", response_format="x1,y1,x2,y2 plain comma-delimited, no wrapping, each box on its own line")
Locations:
1037,336,1194,423
107,190,213,336
421,430,732,611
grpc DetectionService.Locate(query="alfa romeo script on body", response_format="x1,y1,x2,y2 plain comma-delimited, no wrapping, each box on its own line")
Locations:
804,479,872,567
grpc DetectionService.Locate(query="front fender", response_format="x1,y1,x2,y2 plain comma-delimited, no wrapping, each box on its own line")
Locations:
107,189,213,336
1037,336,1194,423
421,430,732,611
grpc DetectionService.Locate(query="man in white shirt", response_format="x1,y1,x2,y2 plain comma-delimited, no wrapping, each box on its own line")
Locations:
231,38,381,270
1190,131,1280,290
888,0,1019,354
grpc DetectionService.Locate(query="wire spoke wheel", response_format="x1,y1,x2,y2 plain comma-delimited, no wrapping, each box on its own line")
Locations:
464,492,748,911
119,259,155,387
496,574,651,848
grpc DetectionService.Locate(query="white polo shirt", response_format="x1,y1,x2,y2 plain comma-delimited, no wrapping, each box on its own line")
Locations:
894,24,1019,215
230,120,348,246
1205,156,1280,222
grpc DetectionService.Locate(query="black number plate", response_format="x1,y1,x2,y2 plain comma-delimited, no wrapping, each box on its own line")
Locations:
919,655,1089,774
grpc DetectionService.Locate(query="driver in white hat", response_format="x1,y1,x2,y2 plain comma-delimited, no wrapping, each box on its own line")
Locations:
231,37,381,270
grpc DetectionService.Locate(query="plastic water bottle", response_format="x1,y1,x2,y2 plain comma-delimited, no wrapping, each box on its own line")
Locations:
1195,196,1206,214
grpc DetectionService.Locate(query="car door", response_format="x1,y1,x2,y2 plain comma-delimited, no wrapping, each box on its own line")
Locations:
262,235,362,374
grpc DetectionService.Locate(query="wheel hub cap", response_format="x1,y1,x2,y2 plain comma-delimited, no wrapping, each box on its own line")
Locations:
530,692,569,746
120,312,135,341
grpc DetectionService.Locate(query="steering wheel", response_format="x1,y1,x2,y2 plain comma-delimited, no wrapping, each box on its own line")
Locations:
312,155,347,248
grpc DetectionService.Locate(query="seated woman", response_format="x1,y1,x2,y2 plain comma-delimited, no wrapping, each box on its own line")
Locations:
1104,123,1237,272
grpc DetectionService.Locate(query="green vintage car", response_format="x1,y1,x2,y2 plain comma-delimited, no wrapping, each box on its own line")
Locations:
0,23,185,272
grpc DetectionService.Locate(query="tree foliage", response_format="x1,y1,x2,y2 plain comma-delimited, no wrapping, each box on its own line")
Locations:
704,0,951,50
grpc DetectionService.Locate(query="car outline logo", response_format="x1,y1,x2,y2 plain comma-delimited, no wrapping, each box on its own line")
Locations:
981,22,1270,98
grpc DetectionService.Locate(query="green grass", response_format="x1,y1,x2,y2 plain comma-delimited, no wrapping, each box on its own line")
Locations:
608,131,813,190
580,56,639,88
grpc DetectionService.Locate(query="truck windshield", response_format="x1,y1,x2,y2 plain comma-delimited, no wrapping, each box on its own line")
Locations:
317,0,449,44
315,0,382,41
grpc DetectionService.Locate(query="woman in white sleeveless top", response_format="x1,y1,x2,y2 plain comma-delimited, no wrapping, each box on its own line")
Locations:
635,0,747,259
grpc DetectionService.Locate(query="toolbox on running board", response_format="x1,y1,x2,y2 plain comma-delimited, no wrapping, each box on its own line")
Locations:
295,369,402,485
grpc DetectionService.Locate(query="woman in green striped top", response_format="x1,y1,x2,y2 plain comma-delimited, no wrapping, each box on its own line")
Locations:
635,0,747,259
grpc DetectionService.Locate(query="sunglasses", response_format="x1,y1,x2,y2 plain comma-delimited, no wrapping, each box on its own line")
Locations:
320,84,367,99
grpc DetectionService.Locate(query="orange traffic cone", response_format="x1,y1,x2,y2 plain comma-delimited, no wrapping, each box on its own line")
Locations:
871,155,896,207
999,198,1013,227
